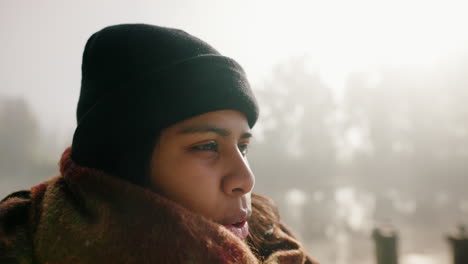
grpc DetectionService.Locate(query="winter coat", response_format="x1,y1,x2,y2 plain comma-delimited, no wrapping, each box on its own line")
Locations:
0,148,318,264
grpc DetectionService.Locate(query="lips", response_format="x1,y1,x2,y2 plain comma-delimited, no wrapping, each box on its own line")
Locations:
223,220,249,240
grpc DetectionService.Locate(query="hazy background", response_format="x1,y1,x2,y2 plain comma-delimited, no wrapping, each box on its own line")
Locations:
1,1,468,263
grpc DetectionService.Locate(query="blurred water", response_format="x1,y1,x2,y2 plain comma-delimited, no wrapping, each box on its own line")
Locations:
284,186,455,264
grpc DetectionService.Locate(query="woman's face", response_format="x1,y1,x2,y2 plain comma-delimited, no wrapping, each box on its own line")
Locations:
149,110,255,237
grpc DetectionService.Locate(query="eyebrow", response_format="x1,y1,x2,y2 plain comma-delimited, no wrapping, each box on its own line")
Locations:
178,124,252,139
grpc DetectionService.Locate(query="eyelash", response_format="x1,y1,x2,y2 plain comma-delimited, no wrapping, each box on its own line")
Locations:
238,143,249,156
192,141,249,156
192,141,219,152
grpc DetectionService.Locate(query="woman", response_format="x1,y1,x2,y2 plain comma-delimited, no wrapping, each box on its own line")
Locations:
0,24,318,264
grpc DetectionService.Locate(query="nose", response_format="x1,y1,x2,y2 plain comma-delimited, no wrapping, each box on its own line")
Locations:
222,147,255,196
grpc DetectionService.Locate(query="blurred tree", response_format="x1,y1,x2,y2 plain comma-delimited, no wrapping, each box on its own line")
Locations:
0,96,58,199
0,96,39,177
249,57,337,197
343,60,468,198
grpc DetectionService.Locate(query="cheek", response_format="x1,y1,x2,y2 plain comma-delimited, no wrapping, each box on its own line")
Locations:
154,153,217,188
150,153,223,217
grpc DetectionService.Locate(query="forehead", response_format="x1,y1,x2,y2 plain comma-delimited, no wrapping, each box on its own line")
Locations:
162,110,251,137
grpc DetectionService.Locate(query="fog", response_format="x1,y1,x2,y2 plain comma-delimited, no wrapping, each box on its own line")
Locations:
248,57,468,263
2,1,468,263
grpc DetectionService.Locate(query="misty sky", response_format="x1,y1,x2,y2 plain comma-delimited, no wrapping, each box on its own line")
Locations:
1,0,468,144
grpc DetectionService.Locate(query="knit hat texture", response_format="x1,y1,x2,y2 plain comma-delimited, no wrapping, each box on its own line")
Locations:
71,23,259,186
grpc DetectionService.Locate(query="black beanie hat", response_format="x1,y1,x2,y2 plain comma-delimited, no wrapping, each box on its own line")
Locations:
71,24,259,186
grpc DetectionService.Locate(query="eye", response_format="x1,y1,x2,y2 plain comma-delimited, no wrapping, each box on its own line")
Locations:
238,143,249,156
192,141,219,152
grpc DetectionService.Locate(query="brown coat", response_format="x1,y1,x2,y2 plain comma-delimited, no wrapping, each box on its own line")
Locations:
0,148,318,264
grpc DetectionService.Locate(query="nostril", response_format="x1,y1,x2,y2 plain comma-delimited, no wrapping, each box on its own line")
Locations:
232,187,243,193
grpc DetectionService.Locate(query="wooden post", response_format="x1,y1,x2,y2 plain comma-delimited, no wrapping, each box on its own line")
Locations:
447,225,468,264
372,226,399,264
